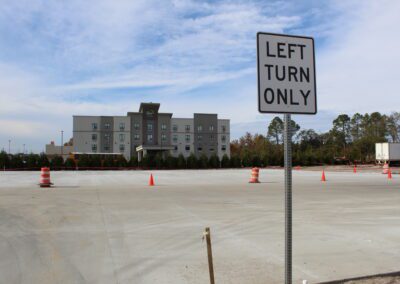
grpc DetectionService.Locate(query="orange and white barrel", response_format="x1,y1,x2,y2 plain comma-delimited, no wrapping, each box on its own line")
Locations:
249,167,260,183
382,163,389,174
39,167,52,187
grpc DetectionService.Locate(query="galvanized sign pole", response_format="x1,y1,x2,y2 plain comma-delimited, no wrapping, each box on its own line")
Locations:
284,114,292,284
257,32,316,284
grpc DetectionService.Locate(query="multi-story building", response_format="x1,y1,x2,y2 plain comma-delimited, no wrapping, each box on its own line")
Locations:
45,141,73,161
73,103,230,161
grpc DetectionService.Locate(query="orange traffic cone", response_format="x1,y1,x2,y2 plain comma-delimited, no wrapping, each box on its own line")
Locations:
388,168,392,180
353,165,357,173
39,167,53,187
382,163,389,174
249,167,260,183
321,170,326,182
149,174,155,186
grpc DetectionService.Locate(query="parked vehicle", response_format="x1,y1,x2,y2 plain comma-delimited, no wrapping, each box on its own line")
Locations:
375,143,400,164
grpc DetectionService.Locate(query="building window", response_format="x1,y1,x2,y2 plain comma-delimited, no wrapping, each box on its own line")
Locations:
134,123,140,130
92,123,98,130
174,146,178,152
119,122,125,130
197,125,202,132
147,134,153,142
146,110,154,117
209,125,214,131
173,125,178,132
162,134,167,141
119,133,125,142
104,133,111,143
209,148,214,152
185,134,190,142
222,145,226,151
197,147,202,151
92,134,97,141
197,135,202,141
185,145,190,151
104,145,110,151
222,125,226,132
134,134,140,140
161,124,167,130
147,123,153,131
173,135,178,143
119,144,125,152
104,123,110,129
185,125,190,132
221,135,226,142
210,134,215,140
91,144,97,152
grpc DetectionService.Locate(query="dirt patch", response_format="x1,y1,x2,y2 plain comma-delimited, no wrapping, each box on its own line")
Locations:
319,272,400,283
343,276,400,283
290,164,400,174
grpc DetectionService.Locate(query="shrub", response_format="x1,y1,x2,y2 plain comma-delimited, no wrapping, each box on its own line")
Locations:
77,154,90,167
10,154,24,168
177,154,186,169
91,155,102,167
251,156,262,167
103,156,115,167
230,155,242,168
129,156,138,167
25,154,39,168
165,155,178,169
38,153,49,167
198,154,208,169
221,154,230,168
208,154,220,168
64,158,76,169
141,155,155,168
116,156,128,167
0,151,10,169
154,153,165,169
50,156,64,168
186,153,198,169
241,152,252,167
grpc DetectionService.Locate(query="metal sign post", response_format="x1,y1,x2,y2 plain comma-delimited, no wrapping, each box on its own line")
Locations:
284,114,292,284
257,32,317,284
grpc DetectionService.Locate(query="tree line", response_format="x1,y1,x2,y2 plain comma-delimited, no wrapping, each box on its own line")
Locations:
0,151,238,170
230,111,400,166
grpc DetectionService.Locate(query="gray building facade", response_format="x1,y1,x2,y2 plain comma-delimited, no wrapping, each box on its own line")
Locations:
73,103,230,160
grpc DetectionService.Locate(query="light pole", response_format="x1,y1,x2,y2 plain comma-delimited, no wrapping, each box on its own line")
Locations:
22,144,26,168
61,130,64,159
8,139,11,154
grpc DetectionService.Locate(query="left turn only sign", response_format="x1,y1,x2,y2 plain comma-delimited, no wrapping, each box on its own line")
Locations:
257,32,317,114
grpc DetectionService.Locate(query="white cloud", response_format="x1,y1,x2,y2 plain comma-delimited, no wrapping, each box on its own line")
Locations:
317,0,400,114
0,0,301,153
1,0,399,152
0,119,46,138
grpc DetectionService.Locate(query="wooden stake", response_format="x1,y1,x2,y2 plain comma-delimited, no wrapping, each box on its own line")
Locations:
205,227,215,284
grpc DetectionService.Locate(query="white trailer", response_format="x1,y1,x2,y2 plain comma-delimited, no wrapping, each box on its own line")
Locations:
375,142,400,164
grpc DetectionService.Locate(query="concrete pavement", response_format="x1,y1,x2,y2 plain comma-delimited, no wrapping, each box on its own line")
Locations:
0,169,399,283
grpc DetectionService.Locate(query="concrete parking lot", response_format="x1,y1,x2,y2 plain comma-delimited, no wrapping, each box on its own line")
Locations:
0,169,399,284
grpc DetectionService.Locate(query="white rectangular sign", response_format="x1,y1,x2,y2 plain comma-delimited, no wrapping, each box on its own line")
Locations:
257,32,317,114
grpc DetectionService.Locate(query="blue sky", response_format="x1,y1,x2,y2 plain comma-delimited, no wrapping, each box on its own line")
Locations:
1,0,400,153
